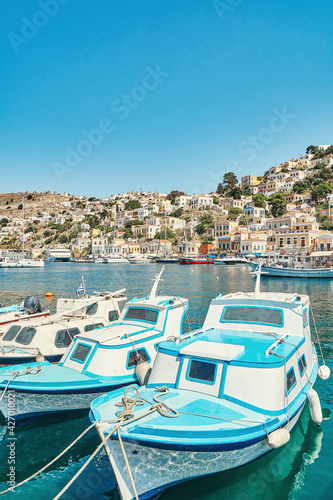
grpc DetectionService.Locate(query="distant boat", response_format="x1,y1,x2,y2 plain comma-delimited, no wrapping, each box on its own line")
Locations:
250,262,333,278
154,257,179,264
128,253,155,264
179,257,214,265
46,246,71,262
0,258,44,268
103,255,129,263
215,256,250,266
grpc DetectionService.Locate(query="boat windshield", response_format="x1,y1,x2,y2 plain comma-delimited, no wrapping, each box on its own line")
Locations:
16,327,37,345
221,306,283,326
2,325,21,342
124,308,158,323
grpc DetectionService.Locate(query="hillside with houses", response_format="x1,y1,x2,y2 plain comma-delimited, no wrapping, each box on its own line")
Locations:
1,144,333,261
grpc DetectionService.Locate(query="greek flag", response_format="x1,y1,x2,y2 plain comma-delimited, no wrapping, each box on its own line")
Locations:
76,280,85,297
254,264,260,273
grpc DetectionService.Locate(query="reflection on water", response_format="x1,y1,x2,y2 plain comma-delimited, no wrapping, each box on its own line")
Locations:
0,264,332,499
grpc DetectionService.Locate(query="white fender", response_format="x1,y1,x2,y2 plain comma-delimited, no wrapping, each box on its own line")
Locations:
308,387,322,425
36,355,45,362
135,357,151,386
318,365,330,381
267,428,290,449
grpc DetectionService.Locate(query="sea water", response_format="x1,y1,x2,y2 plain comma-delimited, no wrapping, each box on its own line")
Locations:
0,263,332,499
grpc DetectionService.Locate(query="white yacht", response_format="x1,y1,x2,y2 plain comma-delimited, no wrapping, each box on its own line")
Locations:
46,246,71,262
128,253,155,264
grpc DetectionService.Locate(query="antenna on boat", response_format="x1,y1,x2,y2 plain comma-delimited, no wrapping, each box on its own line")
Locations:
250,263,263,296
149,266,165,301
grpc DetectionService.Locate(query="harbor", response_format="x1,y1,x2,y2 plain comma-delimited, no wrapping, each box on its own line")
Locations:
0,262,331,499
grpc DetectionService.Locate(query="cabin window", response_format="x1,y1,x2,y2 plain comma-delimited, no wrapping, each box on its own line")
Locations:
187,359,216,384
2,325,21,341
55,327,80,348
71,343,91,363
286,367,296,393
298,355,307,377
124,308,158,324
303,308,309,326
127,348,150,368
109,310,119,322
221,306,283,326
84,323,104,332
86,303,98,315
16,327,37,346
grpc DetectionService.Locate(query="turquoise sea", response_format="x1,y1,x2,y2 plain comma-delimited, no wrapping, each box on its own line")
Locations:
0,263,332,500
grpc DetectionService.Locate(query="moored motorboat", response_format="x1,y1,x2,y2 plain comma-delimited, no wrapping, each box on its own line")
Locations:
89,268,329,500
0,290,126,364
0,296,49,334
249,261,333,278
179,257,214,265
0,267,189,424
128,253,155,264
215,255,250,265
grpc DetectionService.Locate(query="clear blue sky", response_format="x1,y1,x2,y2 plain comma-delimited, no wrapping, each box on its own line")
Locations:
1,0,332,197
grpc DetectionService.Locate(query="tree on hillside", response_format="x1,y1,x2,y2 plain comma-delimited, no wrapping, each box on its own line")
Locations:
230,186,242,199
252,193,266,208
238,215,249,226
228,207,243,221
154,228,177,243
216,182,224,195
166,190,185,204
223,172,238,189
199,213,214,227
170,208,183,218
242,186,251,197
319,168,333,180
306,145,317,154
195,223,206,235
124,200,141,210
292,179,310,194
311,183,333,202
268,192,286,218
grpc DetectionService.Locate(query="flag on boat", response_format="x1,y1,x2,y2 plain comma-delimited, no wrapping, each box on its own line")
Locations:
254,264,260,273
76,277,85,297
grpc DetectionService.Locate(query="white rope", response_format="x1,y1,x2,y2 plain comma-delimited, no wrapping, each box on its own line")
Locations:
0,422,97,496
309,303,325,365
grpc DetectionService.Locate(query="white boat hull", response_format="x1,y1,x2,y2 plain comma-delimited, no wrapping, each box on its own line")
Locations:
0,387,111,424
98,404,304,500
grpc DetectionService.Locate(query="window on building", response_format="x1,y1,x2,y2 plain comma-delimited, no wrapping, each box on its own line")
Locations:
287,238,291,245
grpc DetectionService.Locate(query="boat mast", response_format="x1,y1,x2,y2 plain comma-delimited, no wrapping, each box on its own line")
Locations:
164,211,167,258
22,194,24,259
149,266,165,301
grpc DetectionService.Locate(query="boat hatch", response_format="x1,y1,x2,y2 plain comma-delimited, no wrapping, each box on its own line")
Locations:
180,341,245,361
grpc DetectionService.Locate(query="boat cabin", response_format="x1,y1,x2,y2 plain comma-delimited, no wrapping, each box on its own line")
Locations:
0,292,126,364
60,293,188,379
147,291,317,415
